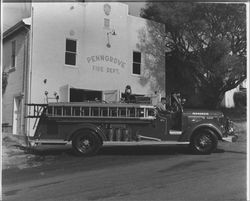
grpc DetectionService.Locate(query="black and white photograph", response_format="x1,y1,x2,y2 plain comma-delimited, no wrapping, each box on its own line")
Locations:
1,1,248,200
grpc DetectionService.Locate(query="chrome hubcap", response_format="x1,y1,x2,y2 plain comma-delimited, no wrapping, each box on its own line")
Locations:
199,135,211,147
78,138,91,152
196,134,213,150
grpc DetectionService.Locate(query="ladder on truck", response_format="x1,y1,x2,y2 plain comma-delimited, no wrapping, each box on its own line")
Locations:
26,102,156,120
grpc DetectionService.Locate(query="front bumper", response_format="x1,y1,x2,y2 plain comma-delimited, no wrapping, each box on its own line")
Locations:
222,135,238,142
222,119,238,142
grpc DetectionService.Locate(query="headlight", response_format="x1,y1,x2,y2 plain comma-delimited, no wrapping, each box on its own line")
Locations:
219,117,227,129
226,118,235,135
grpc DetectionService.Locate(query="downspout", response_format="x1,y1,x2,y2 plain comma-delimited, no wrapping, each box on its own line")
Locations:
27,7,34,139
22,8,33,141
21,29,27,137
22,28,30,141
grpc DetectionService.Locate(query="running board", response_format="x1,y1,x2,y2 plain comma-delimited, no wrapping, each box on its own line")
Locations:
103,141,190,146
29,140,190,146
30,139,69,146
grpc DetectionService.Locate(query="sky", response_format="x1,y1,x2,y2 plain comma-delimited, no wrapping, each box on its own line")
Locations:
3,3,31,31
2,2,146,32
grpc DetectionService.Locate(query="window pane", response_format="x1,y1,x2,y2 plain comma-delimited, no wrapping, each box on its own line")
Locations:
133,52,141,63
66,39,76,52
133,63,141,75
11,55,15,67
65,52,76,65
11,41,16,67
12,41,16,55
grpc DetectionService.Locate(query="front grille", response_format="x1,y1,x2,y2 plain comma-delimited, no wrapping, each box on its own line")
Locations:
225,118,235,136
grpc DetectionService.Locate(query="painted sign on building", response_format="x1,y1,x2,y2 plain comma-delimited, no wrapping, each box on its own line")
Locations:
87,55,126,74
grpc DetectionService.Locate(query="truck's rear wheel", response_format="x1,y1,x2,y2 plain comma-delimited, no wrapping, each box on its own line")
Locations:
190,128,218,155
72,130,102,156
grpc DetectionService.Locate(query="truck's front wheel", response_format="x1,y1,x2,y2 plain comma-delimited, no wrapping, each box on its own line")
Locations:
190,128,218,155
72,130,102,156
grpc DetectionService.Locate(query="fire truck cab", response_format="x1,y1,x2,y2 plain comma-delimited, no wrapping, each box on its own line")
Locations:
27,93,237,156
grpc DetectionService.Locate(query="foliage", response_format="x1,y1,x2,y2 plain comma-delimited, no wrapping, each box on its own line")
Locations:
140,3,246,108
136,22,166,93
233,91,246,108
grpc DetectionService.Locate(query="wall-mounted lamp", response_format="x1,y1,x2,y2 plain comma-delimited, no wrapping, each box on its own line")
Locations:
44,91,59,103
106,29,117,48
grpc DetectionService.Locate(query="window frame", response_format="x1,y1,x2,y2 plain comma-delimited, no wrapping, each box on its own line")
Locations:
65,38,77,67
132,51,141,76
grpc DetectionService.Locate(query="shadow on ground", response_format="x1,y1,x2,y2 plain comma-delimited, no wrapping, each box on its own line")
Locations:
26,145,226,157
99,145,191,155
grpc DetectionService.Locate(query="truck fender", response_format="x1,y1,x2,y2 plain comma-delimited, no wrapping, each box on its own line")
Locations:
179,122,223,141
189,123,223,140
67,123,107,143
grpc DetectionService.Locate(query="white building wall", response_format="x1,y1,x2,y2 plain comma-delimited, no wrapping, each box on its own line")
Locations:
30,2,163,104
27,2,165,136
221,87,239,108
127,15,154,95
221,79,247,108
2,32,26,126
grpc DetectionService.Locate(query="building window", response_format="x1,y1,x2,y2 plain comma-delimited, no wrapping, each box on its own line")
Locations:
104,18,110,28
11,40,16,68
133,51,141,75
65,39,77,66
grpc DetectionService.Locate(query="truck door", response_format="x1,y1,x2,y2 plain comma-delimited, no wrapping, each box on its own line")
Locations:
137,114,169,141
156,111,182,141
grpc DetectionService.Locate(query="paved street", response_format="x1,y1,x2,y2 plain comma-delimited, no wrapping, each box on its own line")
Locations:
2,123,247,201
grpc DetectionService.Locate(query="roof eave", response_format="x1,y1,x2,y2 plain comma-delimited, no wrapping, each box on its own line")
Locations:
3,20,30,40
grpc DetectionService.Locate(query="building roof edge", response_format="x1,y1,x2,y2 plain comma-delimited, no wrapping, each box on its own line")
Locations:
3,18,31,40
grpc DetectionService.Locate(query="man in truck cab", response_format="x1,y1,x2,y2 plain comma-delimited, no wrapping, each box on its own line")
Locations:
156,94,180,113
156,93,182,130
156,97,167,111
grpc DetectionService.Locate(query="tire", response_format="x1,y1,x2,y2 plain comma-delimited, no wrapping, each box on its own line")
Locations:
72,130,102,156
190,128,218,155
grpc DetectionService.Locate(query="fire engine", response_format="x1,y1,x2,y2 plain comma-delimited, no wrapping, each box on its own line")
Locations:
26,94,237,156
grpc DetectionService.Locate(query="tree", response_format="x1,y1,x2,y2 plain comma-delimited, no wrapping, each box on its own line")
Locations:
141,3,246,108
136,21,166,93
